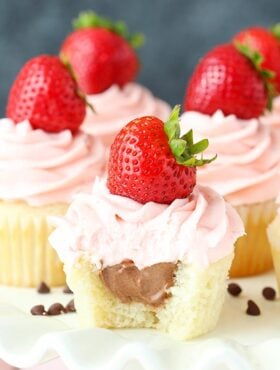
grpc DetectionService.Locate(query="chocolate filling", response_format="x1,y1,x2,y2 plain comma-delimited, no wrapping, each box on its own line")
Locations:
100,259,176,307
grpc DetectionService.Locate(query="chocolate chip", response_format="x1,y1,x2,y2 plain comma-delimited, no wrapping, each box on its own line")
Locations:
65,299,76,313
227,283,242,297
246,300,261,316
37,281,50,294
47,303,65,316
262,287,276,301
63,284,73,294
31,305,46,316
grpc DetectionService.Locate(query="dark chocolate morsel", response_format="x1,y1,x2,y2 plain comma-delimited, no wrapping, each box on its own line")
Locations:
262,287,276,301
227,283,242,297
31,304,46,316
37,281,50,294
246,300,261,316
47,303,65,316
63,285,73,294
65,299,76,313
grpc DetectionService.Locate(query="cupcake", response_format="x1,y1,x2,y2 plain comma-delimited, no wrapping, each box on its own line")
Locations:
50,107,243,340
267,194,280,292
60,11,171,147
183,43,280,277
0,55,106,287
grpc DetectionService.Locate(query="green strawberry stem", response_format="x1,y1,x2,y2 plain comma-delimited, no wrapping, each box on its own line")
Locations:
73,11,145,49
271,23,280,40
234,41,276,110
164,105,217,167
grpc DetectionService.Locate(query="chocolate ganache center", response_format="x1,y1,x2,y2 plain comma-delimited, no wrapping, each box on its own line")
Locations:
100,260,176,307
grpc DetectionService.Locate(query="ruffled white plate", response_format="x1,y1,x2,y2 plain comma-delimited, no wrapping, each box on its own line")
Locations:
0,272,280,370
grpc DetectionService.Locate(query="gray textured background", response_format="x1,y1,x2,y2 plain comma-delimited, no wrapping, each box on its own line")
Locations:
1,0,280,114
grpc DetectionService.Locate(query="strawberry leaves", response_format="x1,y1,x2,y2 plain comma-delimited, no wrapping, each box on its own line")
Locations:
73,11,145,49
164,105,217,167
234,41,276,110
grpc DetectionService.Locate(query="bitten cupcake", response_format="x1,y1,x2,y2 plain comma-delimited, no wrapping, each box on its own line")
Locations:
183,43,280,277
60,11,171,147
50,107,243,340
0,55,105,287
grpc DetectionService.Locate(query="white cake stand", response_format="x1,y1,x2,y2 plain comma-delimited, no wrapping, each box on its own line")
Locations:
0,272,280,370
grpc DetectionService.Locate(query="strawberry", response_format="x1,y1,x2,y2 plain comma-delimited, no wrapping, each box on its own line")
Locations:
6,55,86,133
184,43,273,119
60,11,144,94
233,26,280,93
107,105,215,204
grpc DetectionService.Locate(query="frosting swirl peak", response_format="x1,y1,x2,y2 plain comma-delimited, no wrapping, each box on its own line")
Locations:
0,119,106,206
180,110,280,206
82,83,171,146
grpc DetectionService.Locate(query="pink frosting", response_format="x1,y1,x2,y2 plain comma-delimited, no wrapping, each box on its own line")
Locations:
0,119,106,206
180,110,280,206
49,178,244,269
81,83,171,146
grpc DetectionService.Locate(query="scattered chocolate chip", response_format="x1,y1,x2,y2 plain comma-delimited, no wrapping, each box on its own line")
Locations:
63,284,73,294
47,303,65,316
31,304,46,316
262,287,276,301
227,283,242,297
246,300,261,316
37,281,50,294
65,299,76,313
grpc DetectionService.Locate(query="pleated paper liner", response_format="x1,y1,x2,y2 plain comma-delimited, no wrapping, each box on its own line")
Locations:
0,200,67,287
230,199,276,277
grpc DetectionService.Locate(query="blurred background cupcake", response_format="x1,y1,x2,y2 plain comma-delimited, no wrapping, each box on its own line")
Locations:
0,55,105,287
181,39,280,277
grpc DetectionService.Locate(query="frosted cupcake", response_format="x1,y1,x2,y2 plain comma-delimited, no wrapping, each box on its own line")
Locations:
267,195,280,291
60,11,171,147
180,110,280,277
50,107,243,340
2,55,106,287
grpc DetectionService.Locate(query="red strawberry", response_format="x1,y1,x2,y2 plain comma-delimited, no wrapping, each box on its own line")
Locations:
6,55,86,133
233,26,280,93
107,106,214,204
184,43,272,119
60,11,144,94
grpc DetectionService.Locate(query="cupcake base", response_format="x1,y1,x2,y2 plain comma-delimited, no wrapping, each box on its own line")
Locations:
230,199,276,277
0,201,67,287
67,254,233,340
267,214,280,292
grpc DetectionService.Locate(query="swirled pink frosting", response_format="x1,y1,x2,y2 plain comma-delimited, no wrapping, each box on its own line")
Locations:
180,110,280,206
82,83,171,146
0,119,106,206
50,178,244,269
